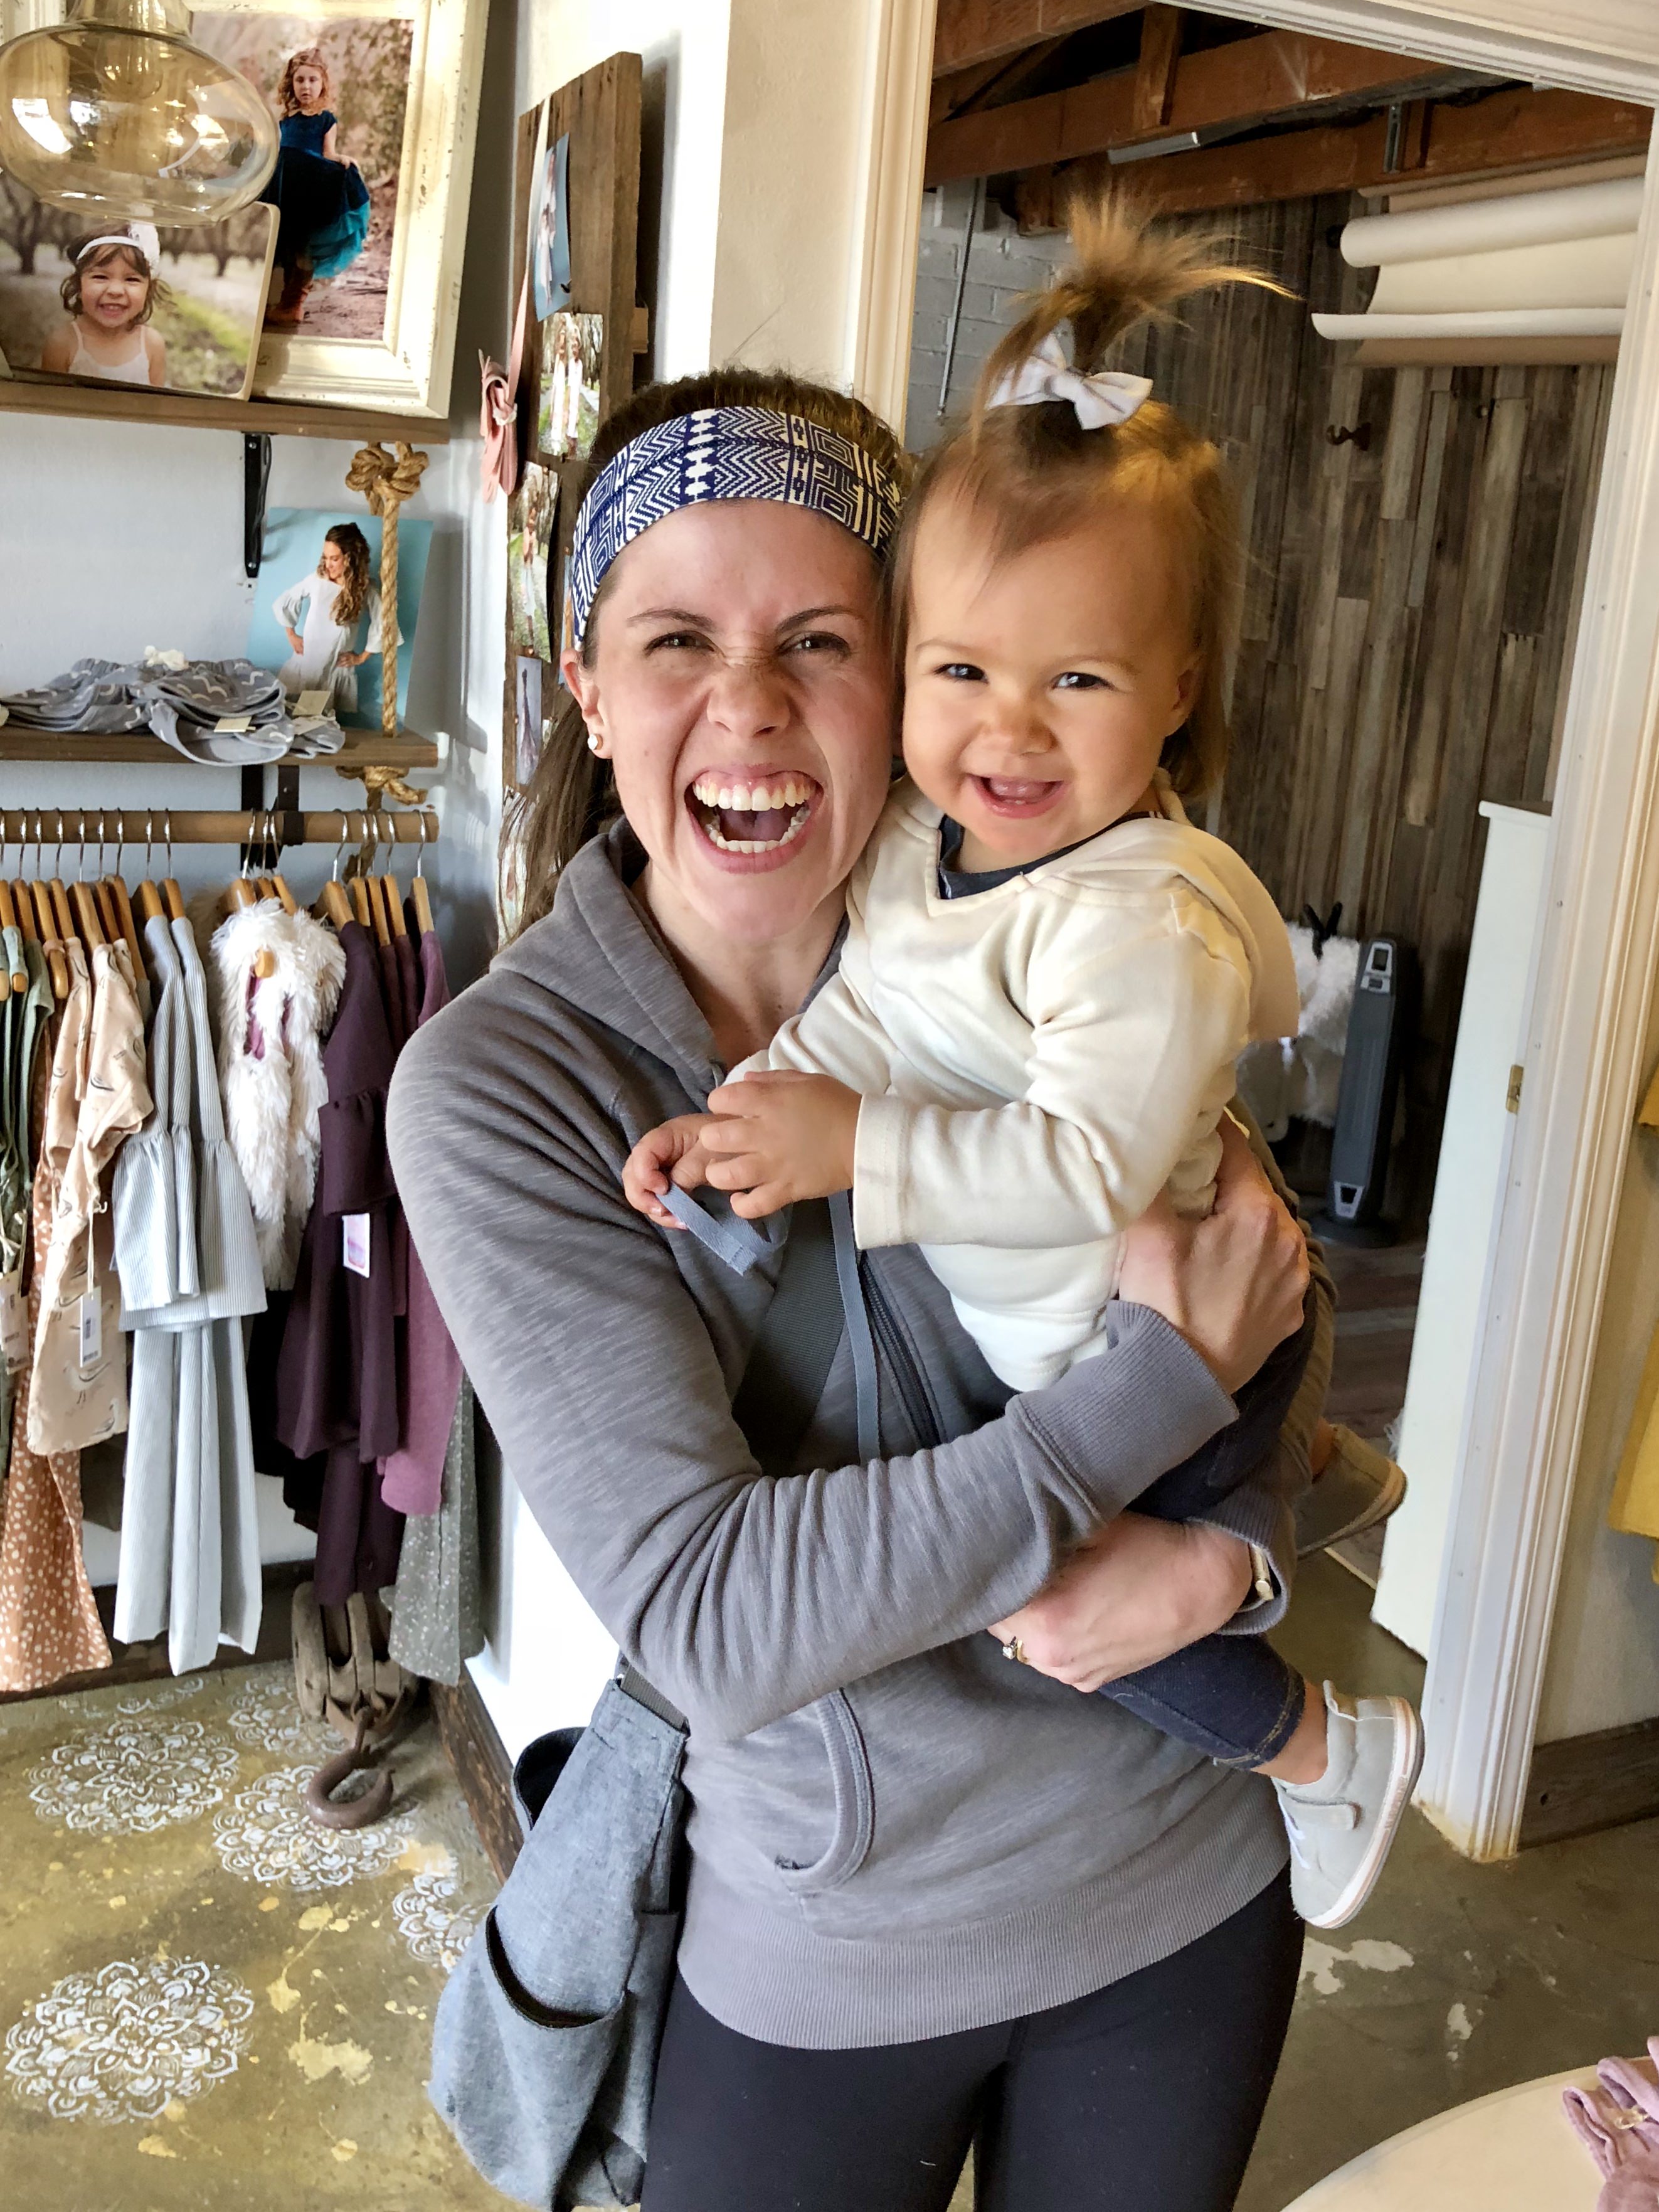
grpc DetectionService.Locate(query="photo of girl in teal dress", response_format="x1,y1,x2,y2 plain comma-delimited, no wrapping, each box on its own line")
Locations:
261,46,370,330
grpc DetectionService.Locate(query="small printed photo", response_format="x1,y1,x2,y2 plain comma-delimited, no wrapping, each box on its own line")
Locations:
514,654,545,787
0,184,277,399
529,124,571,323
245,508,433,728
508,463,557,662
538,311,603,460
193,11,414,341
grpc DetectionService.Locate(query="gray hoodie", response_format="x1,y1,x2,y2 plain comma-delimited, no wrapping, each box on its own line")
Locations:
387,824,1323,2049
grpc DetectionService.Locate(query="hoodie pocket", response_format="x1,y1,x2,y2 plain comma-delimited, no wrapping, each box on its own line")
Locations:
771,1690,874,1895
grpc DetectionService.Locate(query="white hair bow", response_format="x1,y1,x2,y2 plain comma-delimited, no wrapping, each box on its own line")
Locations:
987,331,1152,430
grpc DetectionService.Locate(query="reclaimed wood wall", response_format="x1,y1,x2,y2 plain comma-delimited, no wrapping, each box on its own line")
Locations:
1100,196,1613,1221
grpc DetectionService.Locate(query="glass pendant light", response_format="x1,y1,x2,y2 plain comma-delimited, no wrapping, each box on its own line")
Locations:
0,0,278,225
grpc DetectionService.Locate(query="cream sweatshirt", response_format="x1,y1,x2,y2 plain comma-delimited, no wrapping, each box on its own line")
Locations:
759,775,1300,1390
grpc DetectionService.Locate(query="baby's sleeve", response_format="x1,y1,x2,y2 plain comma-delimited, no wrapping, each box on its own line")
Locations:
852,895,1253,1250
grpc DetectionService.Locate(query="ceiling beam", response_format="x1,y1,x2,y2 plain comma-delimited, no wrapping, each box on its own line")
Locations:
926,28,1466,183
1132,7,1184,138
1013,86,1654,226
932,0,1143,78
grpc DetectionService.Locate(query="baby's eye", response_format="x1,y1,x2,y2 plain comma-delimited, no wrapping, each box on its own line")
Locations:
936,662,985,683
1054,671,1110,691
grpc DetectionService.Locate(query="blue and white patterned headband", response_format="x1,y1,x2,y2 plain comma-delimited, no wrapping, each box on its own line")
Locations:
567,406,904,647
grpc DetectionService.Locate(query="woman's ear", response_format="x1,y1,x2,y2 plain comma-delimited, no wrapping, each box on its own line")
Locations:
560,649,607,757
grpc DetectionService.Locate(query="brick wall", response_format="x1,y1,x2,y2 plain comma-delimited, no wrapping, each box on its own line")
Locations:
904,187,1074,450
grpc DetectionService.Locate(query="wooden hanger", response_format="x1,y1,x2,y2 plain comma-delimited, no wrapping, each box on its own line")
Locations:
103,875,146,983
29,883,68,1000
135,880,166,926
270,874,297,915
381,872,408,940
0,881,15,1000
161,878,186,924
70,881,106,950
48,877,78,953
410,871,434,940
91,879,119,943
319,880,352,930
347,875,373,933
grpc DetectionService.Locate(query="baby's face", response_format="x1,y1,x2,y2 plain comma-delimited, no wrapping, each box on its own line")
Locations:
292,66,326,109
901,493,1197,871
81,256,146,330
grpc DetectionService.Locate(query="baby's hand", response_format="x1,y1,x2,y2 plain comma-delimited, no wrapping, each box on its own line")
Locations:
700,1071,861,1218
623,1114,717,1228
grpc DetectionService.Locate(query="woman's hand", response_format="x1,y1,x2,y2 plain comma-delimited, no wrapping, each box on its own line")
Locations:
1118,1116,1308,1396
284,628,304,655
990,1513,1252,1692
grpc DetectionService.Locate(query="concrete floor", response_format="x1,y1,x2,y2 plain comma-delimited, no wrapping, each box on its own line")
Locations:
1239,1554,1659,2209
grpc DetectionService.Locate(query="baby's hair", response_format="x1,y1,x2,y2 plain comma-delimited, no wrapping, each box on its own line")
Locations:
278,45,333,115
897,196,1290,802
322,523,374,629
58,234,168,326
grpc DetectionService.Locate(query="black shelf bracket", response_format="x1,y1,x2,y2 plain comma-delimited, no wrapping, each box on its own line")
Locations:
243,432,272,580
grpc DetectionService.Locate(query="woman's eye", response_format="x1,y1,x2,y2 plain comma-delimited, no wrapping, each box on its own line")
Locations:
937,662,985,683
644,631,709,654
1054,671,1109,691
785,630,850,657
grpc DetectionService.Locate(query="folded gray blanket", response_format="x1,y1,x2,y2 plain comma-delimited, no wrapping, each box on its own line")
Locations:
1,657,346,762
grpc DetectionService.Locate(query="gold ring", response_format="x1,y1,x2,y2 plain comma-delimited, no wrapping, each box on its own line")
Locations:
1001,1636,1028,1665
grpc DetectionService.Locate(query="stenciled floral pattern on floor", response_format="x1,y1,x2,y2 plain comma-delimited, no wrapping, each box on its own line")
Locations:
4,1957,255,2122
29,1716,240,1836
0,1658,501,2208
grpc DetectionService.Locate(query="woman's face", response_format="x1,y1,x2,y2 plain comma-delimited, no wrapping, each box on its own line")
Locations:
82,255,145,329
321,541,347,582
563,500,894,949
292,64,326,109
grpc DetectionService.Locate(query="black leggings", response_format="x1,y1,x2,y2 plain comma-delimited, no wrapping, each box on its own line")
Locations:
642,1869,1302,2212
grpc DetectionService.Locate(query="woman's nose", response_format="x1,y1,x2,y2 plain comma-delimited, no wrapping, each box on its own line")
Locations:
706,652,790,740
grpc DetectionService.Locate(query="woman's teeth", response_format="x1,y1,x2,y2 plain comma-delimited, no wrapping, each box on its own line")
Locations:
689,775,816,853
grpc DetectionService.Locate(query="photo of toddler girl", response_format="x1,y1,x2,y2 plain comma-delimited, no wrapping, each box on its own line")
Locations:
38,226,168,387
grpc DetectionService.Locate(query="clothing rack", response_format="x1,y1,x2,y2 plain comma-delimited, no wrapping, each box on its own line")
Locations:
1,807,439,847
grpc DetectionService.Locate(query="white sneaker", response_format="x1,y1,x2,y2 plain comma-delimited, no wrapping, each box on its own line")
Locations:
1273,1683,1423,1930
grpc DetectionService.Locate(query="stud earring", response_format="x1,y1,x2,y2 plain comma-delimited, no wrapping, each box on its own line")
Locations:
586,733,603,755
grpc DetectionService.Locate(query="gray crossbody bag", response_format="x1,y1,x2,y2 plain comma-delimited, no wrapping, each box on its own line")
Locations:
429,1195,854,2210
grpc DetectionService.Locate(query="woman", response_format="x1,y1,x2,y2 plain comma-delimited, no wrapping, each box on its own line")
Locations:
273,523,379,715
389,370,1322,2211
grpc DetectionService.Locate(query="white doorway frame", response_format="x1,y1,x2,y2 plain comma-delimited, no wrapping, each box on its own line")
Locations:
861,1,1659,1859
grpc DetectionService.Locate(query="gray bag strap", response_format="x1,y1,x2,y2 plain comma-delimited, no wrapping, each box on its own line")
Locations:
618,1195,853,1738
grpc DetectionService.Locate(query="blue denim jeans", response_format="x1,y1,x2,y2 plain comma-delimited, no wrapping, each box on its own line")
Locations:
1097,1304,1314,1767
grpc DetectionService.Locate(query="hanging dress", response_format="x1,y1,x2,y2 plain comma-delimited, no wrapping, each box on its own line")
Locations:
26,937,150,1457
113,916,267,1673
262,107,371,280
1,933,53,1481
0,939,110,1691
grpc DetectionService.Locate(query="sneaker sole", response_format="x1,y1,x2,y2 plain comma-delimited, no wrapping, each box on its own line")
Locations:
1295,1439,1409,1559
1301,1698,1425,1932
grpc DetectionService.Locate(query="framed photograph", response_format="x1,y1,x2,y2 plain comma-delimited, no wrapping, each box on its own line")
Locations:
507,463,556,662
189,0,487,417
0,190,277,400
529,128,571,323
514,654,545,787
245,506,433,727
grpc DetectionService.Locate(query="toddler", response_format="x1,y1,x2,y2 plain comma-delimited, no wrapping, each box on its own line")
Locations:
41,226,167,387
625,201,1422,1930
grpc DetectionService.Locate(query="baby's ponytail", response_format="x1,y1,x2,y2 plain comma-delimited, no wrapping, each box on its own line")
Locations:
902,194,1290,803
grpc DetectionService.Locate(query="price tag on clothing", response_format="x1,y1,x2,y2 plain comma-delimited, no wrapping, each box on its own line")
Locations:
214,713,253,734
78,1290,102,1369
296,689,330,716
342,1213,372,1279
0,1270,25,1369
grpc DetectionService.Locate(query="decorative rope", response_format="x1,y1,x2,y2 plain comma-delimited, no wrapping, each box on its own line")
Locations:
344,440,428,743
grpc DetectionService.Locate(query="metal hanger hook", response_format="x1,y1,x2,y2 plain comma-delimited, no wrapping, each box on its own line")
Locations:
415,807,427,878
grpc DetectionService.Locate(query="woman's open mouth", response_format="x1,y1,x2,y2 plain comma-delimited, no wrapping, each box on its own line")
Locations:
687,772,819,856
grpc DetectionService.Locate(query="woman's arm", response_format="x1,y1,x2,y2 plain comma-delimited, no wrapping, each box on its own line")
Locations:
389,987,1298,1744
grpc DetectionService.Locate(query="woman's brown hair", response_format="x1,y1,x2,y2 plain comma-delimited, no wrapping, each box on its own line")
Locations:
896,196,1288,804
278,46,333,115
322,523,373,629
509,365,911,935
59,235,167,325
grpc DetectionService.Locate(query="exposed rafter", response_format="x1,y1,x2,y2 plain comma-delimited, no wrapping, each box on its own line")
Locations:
1012,86,1653,226
932,0,1143,78
926,28,1470,184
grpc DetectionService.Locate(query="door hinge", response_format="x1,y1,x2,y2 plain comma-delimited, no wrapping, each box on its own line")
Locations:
1506,1063,1524,1114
